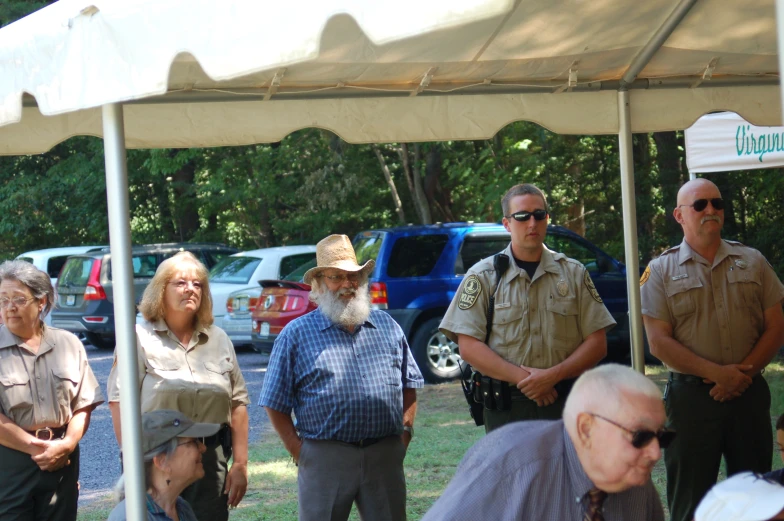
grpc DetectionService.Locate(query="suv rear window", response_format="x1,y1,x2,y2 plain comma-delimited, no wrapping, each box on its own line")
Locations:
354,234,384,266
457,236,510,275
387,235,448,278
58,257,94,287
210,257,262,284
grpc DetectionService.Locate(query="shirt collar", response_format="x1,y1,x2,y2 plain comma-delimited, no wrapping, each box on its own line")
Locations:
0,325,17,349
314,307,377,332
678,239,738,267
502,243,562,283
0,323,54,354
150,318,209,344
564,425,597,502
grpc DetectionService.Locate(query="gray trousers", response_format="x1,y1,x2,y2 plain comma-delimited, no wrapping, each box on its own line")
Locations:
298,436,407,521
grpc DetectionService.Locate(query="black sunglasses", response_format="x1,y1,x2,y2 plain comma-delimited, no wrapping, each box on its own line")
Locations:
507,209,548,222
590,413,676,449
679,198,724,212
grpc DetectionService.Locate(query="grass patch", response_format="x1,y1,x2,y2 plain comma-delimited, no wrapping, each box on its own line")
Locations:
79,361,784,520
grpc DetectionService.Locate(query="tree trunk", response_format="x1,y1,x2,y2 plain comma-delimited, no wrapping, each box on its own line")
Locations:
372,146,407,225
399,143,432,224
653,131,685,248
424,144,455,222
171,160,200,241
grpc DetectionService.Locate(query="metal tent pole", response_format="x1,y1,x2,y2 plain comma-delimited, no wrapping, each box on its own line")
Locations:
102,103,145,521
777,0,784,119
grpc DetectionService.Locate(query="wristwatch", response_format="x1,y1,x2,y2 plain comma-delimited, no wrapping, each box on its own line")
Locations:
403,425,414,437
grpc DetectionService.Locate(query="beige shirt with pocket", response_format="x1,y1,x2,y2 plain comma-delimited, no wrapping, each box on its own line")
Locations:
440,243,616,369
107,319,250,425
641,239,784,367
0,325,104,430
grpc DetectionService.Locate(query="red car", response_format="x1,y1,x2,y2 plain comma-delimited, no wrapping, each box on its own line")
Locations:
250,276,317,354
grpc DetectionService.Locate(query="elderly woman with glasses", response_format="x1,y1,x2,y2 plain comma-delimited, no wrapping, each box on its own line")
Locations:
109,410,222,521
0,260,104,521
108,252,250,521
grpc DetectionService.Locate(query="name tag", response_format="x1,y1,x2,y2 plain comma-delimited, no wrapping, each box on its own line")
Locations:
671,274,688,281
495,302,511,309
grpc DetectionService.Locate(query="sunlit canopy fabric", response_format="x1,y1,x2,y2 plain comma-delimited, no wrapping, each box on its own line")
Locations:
0,0,780,155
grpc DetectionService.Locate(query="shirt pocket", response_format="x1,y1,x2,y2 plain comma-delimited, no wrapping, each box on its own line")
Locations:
147,356,180,374
490,303,525,355
546,297,580,343
51,366,80,411
664,277,703,317
0,370,33,415
727,268,763,330
204,359,234,392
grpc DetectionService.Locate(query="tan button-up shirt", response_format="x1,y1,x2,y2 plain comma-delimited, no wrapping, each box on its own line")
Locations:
641,240,784,368
440,244,616,369
107,320,250,425
0,325,104,430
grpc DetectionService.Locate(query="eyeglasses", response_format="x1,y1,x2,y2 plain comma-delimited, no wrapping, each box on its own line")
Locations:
506,209,548,222
590,413,676,449
0,296,36,309
177,438,203,448
168,279,203,292
322,273,361,284
678,198,724,212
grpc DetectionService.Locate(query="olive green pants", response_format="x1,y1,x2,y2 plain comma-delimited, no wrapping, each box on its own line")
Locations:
0,444,79,521
665,375,772,521
181,442,230,521
483,390,567,433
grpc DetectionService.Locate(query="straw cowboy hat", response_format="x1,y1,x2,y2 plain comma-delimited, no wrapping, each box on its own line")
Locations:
303,234,375,285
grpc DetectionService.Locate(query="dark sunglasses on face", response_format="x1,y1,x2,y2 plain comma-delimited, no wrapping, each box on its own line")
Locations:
507,209,548,222
679,198,724,212
590,413,676,449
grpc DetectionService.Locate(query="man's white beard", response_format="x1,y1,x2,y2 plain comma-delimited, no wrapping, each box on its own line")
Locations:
315,283,371,328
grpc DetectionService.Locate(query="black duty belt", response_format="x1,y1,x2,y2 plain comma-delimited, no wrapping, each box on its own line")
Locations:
343,437,383,448
669,372,713,385
25,425,68,440
202,424,229,448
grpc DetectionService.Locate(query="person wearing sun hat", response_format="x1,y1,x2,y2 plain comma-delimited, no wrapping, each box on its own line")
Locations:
260,234,424,521
695,472,784,521
108,410,221,521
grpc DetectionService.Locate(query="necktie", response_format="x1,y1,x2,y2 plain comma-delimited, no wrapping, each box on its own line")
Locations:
584,488,608,521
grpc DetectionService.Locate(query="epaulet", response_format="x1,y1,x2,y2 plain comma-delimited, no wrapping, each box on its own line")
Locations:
562,257,583,269
659,245,680,257
724,239,744,246
470,256,496,275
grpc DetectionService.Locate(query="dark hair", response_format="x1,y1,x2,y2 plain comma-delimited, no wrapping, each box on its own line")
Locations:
501,183,549,216
777,413,784,431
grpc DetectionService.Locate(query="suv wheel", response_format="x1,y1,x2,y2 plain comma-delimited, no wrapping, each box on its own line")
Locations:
411,317,462,383
85,332,115,350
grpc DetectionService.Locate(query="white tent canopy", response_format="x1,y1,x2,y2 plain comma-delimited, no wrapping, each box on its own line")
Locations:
0,0,780,154
1,1,782,519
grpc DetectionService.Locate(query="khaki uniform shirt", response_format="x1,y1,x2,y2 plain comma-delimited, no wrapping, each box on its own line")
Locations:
640,239,784,368
440,244,616,369
107,320,250,425
0,325,104,430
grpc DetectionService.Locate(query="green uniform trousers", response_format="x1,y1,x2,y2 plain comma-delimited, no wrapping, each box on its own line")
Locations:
181,441,230,521
483,387,567,433
0,443,80,521
665,375,772,521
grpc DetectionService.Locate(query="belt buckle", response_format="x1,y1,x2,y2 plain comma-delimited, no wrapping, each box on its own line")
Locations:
35,427,53,441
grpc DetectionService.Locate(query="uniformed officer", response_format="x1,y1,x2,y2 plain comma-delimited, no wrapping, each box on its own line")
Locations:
640,178,784,521
440,183,615,432
0,260,104,521
108,252,250,521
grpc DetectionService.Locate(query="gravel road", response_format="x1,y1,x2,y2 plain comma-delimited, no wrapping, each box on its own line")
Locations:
78,344,270,505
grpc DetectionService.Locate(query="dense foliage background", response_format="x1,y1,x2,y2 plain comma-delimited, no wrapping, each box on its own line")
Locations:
3,2,783,276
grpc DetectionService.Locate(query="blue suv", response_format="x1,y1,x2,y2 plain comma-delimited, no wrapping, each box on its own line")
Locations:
352,223,634,383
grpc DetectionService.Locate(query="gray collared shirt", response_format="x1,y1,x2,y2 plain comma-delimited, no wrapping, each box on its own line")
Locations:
422,420,664,521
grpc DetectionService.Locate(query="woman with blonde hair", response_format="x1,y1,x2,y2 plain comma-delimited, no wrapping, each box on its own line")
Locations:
108,252,250,521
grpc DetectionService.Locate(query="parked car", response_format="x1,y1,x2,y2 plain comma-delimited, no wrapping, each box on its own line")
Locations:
251,259,318,353
51,243,238,349
255,222,637,382
209,246,317,347
15,246,106,326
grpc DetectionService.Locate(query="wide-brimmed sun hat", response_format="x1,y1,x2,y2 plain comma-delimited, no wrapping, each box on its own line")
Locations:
141,409,221,454
695,472,784,521
303,234,375,285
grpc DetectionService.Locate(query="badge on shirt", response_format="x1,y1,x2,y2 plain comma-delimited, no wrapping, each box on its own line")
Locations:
584,271,603,303
735,259,748,269
639,266,650,287
557,279,568,297
458,275,482,310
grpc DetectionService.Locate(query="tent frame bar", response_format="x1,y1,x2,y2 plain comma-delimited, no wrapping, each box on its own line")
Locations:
102,103,146,521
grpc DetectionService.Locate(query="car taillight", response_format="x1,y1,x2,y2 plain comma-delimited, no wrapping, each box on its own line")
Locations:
226,297,234,313
248,297,259,312
370,282,388,309
84,260,106,301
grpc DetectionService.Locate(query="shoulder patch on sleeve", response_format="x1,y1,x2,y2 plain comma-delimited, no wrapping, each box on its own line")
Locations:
458,274,483,310
640,265,651,287
583,270,603,303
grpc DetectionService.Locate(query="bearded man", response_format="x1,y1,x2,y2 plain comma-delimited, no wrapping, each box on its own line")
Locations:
259,234,424,521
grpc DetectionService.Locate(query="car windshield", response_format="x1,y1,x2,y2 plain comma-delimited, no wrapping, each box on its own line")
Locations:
58,257,93,287
209,256,262,284
281,258,317,282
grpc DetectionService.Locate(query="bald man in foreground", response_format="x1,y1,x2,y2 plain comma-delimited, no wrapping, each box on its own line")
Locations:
640,178,784,521
422,364,669,521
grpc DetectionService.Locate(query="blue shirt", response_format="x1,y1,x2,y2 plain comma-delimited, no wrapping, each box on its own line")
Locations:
422,420,664,521
108,494,198,521
259,308,424,442
765,468,784,485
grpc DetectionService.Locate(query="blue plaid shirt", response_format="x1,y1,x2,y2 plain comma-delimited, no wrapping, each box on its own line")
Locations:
259,308,424,442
